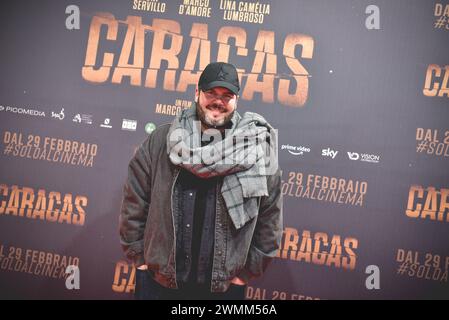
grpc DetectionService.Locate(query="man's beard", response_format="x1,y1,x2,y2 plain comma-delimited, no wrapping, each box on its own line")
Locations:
196,101,235,129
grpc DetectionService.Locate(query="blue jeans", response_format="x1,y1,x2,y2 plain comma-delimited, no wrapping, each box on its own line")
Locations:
134,269,246,300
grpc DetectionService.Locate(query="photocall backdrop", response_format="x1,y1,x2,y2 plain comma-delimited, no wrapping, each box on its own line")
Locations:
0,0,448,299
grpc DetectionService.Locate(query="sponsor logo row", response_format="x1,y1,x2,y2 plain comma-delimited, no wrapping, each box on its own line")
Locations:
281,144,381,164
0,104,156,135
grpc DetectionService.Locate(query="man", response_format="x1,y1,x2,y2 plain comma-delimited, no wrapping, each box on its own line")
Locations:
119,62,283,300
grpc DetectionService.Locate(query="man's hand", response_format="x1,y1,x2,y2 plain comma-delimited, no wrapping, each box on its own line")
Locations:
231,277,246,286
137,264,148,270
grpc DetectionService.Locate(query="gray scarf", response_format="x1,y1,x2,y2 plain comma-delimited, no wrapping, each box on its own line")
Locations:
167,105,277,229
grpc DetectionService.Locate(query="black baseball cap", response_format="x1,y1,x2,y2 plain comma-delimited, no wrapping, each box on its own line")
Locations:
198,62,240,95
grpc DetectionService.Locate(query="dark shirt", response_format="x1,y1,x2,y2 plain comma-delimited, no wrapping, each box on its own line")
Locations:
175,130,225,287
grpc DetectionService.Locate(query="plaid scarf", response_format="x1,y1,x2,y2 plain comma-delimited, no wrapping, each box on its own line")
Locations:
167,105,277,229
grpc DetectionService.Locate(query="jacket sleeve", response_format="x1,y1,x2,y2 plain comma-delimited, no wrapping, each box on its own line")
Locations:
237,168,283,283
119,136,152,266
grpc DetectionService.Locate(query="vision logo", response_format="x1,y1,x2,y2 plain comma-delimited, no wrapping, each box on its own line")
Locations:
347,151,380,164
347,152,359,160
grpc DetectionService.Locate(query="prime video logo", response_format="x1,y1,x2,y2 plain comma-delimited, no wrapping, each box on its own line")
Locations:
281,144,311,156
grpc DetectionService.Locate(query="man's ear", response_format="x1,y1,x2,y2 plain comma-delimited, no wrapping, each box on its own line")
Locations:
195,86,199,103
